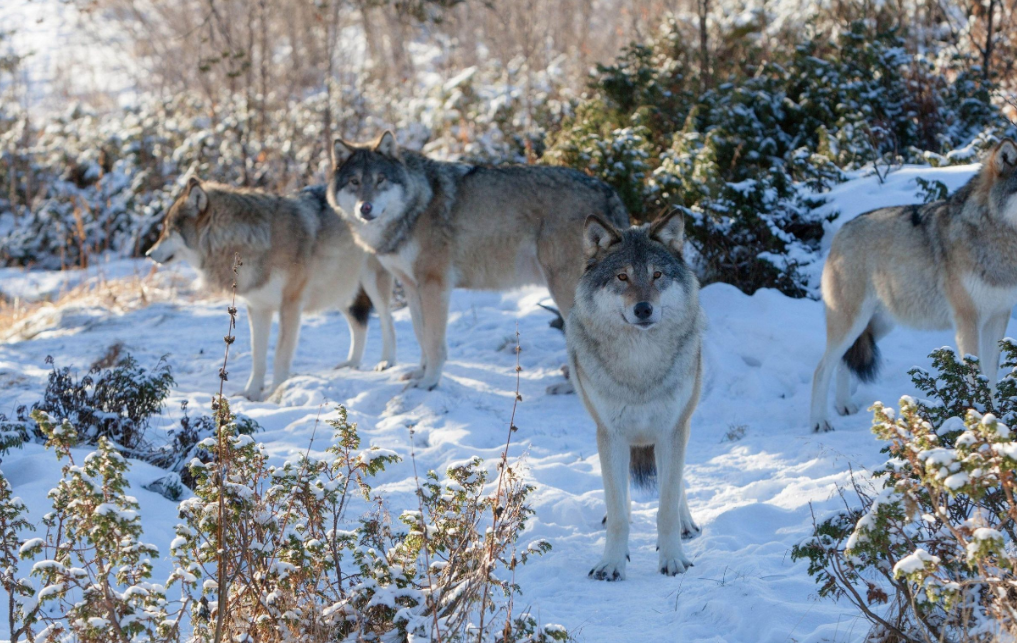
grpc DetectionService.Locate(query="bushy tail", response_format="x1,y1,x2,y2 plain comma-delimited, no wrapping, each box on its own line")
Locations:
842,322,881,383
631,446,656,490
348,286,373,327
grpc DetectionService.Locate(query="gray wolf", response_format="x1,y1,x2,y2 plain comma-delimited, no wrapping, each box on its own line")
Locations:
146,178,396,400
567,211,704,580
810,139,1017,432
326,131,630,390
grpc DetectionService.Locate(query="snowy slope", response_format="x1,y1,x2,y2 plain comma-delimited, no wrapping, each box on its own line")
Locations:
0,163,998,643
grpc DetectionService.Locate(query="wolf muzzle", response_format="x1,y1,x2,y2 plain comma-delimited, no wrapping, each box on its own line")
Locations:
360,202,376,221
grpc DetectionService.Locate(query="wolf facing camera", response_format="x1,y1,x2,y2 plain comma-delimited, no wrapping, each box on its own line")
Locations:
326,131,630,391
567,210,705,581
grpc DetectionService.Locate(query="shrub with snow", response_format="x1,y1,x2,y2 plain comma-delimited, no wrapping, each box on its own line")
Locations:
793,343,1017,642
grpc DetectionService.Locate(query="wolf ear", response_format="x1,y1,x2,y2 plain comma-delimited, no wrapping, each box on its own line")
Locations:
186,177,208,214
332,138,354,167
583,215,622,259
649,209,685,256
994,139,1017,173
375,130,399,158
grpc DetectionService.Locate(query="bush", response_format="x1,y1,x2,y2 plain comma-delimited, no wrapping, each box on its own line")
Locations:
546,19,998,296
792,343,1017,641
0,400,568,642
16,354,174,453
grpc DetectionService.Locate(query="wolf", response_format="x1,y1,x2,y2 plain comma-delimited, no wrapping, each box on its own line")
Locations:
810,139,1017,432
567,210,705,581
146,178,396,400
326,131,630,391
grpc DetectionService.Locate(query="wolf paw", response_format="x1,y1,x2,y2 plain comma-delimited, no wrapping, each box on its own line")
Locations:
400,368,426,382
546,381,574,395
409,377,440,391
681,523,702,540
333,360,360,370
814,420,835,433
658,550,693,576
373,360,393,372
238,387,264,402
589,559,627,582
835,401,859,416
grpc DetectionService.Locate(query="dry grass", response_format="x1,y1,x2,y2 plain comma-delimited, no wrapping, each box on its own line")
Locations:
0,265,195,342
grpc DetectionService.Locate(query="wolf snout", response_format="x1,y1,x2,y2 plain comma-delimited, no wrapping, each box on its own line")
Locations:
360,202,375,220
633,302,653,320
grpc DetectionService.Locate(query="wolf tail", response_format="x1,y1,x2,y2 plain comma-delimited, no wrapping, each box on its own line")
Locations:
348,286,373,327
842,322,881,383
631,446,656,490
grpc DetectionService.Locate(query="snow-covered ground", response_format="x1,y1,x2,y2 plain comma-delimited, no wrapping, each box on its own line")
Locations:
0,163,1000,642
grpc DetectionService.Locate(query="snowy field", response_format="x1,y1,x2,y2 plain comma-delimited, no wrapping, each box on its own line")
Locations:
0,164,998,642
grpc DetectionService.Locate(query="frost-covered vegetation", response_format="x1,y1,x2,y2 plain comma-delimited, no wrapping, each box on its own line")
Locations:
2,1,1012,295
793,345,1017,641
0,402,562,642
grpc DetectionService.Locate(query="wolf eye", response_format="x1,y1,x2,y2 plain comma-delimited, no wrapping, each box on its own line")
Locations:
376,175,386,185
349,177,360,187
617,274,628,281
653,271,662,280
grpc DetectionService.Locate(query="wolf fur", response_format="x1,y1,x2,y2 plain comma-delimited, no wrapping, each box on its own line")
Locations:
146,178,396,400
567,210,705,581
326,131,630,390
810,139,1017,432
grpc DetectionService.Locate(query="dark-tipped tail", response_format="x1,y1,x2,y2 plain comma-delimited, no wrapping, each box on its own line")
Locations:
631,446,656,490
842,323,881,383
348,286,372,327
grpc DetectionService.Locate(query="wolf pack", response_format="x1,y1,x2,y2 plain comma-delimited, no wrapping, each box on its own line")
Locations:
146,133,1017,581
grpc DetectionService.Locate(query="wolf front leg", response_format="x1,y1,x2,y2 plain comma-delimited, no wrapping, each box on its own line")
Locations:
590,428,631,581
408,275,450,390
656,426,693,575
361,261,397,370
241,305,272,401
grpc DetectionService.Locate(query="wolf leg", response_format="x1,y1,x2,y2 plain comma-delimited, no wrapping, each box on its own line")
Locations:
834,364,858,416
590,430,630,581
335,307,368,370
980,311,1010,392
270,298,303,395
399,278,427,381
656,428,693,575
679,485,700,539
810,302,875,432
361,260,396,370
408,276,450,390
241,305,272,401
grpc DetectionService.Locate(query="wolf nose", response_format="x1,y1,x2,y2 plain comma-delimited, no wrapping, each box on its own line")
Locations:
360,202,374,218
633,302,653,320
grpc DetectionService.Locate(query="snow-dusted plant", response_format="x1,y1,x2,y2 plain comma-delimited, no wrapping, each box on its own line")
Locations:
21,410,176,643
793,343,1017,642
0,469,38,643
169,397,566,642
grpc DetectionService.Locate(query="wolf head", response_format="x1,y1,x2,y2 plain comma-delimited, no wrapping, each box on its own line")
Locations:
146,177,207,266
327,131,410,227
576,210,697,331
981,139,1017,228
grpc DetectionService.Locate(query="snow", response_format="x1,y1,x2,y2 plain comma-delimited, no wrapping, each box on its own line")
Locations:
1,163,1010,642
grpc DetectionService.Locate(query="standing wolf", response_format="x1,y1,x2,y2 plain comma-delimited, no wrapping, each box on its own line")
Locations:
811,139,1017,432
326,131,629,390
568,211,704,581
147,178,396,401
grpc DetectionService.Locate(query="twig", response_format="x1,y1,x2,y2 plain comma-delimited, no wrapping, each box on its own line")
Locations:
477,324,523,642
213,252,241,643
